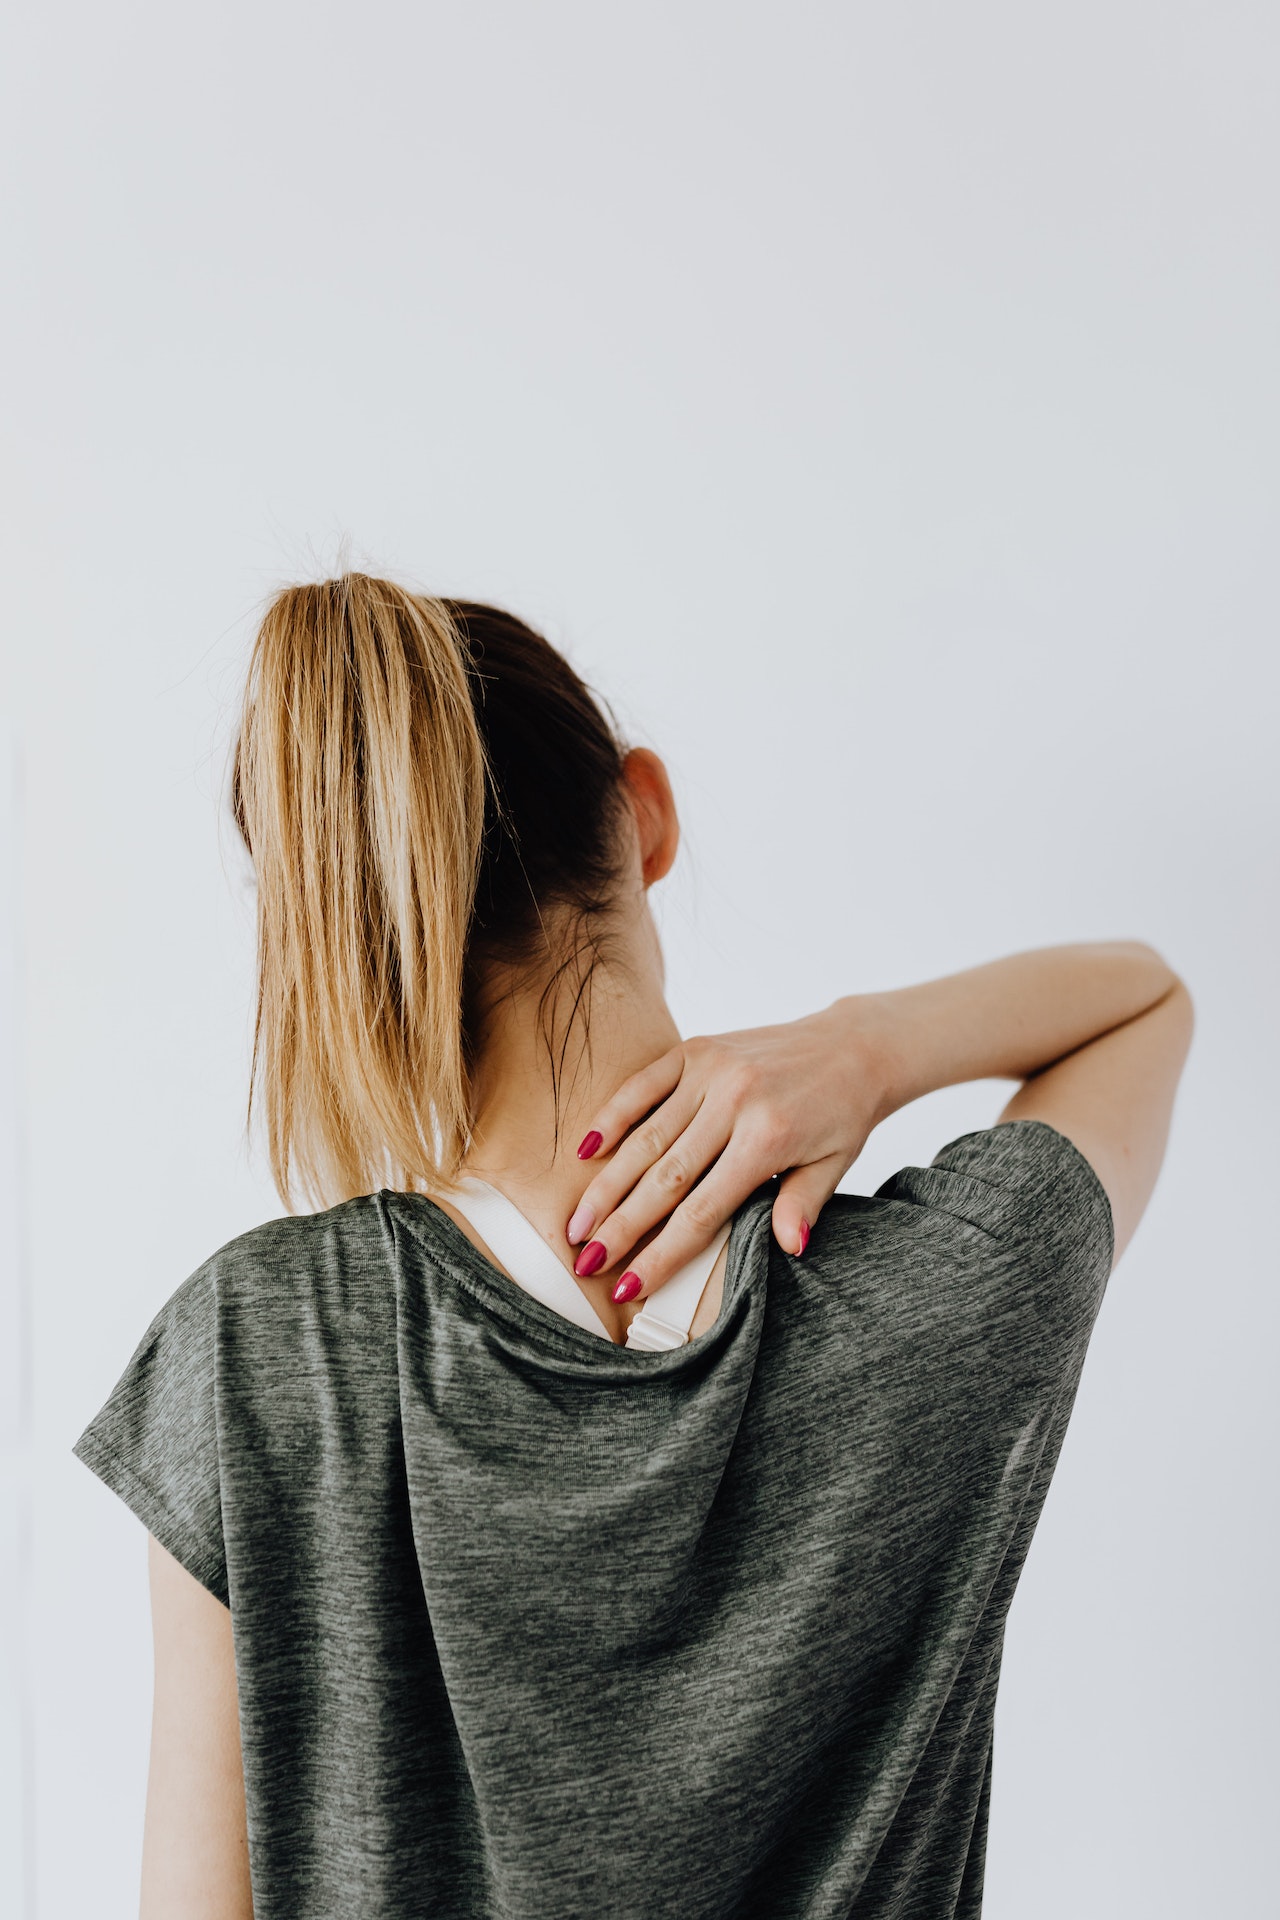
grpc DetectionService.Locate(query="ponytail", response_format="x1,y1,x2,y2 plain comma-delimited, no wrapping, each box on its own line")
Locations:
232,573,628,1210
233,576,486,1207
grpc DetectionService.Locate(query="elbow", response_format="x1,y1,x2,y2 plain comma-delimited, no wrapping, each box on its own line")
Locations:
1167,973,1196,1042
1112,937,1171,965
1144,949,1195,1021
1148,966,1196,1061
1109,939,1183,999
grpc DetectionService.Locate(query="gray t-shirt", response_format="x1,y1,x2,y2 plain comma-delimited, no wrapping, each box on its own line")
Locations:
73,1118,1114,1919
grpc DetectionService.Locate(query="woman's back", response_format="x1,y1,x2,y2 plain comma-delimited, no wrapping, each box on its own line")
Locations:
75,1117,1111,1918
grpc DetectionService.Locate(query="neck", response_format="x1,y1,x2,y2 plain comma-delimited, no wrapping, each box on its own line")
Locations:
461,955,680,1224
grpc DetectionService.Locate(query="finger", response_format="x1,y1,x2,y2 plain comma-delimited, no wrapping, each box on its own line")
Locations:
566,1084,706,1248
770,1154,848,1258
574,1105,734,1273
602,1144,768,1305
573,1046,689,1160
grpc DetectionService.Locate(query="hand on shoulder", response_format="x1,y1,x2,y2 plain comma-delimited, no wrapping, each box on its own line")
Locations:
565,943,1194,1304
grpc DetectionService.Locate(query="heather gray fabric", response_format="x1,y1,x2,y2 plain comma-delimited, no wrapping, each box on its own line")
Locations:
73,1118,1113,1919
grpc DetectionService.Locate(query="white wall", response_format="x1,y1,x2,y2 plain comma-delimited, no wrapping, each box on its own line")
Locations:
2,3,1275,1914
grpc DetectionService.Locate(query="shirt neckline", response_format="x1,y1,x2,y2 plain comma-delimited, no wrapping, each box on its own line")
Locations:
383,1182,776,1372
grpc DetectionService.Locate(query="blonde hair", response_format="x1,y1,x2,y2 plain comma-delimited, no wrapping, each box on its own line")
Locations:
232,574,487,1209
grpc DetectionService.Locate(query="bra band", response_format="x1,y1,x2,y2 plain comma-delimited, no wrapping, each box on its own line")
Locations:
450,1178,730,1350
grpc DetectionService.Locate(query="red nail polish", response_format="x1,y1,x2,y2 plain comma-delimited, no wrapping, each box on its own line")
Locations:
577,1130,603,1160
797,1219,810,1256
574,1240,607,1278
612,1272,642,1304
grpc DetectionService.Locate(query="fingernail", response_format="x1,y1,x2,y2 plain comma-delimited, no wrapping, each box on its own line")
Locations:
566,1204,595,1245
574,1240,607,1278
797,1218,810,1256
612,1272,642,1304
577,1130,603,1160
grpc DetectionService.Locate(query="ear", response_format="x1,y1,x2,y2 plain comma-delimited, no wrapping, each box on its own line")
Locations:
619,748,680,887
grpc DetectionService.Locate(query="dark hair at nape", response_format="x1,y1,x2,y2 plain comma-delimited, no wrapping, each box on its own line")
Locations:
448,601,633,1135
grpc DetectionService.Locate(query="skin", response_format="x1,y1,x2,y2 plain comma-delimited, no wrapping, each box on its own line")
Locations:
142,743,1193,1913
142,1535,253,1919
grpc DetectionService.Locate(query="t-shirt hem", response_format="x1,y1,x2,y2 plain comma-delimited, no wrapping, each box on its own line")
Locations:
72,1429,230,1607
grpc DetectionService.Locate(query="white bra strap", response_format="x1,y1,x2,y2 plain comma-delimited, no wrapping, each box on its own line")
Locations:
624,1220,732,1351
450,1179,614,1340
449,1177,732,1352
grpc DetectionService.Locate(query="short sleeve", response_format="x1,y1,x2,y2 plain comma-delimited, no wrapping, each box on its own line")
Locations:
72,1261,228,1605
877,1118,1115,1278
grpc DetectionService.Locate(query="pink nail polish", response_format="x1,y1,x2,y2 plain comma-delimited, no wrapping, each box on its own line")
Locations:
577,1130,603,1160
574,1240,607,1278
797,1219,810,1255
612,1272,642,1304
566,1204,595,1246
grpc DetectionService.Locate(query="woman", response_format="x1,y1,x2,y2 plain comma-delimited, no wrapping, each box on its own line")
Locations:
74,574,1193,1919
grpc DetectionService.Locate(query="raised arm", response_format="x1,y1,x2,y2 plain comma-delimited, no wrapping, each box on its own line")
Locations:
863,942,1193,1261
567,942,1193,1302
993,972,1193,1262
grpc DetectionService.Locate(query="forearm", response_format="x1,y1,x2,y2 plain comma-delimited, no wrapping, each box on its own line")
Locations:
569,941,1188,1284
844,942,1182,1120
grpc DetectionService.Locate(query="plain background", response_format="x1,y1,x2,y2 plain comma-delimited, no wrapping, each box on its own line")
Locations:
2,3,1276,1914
